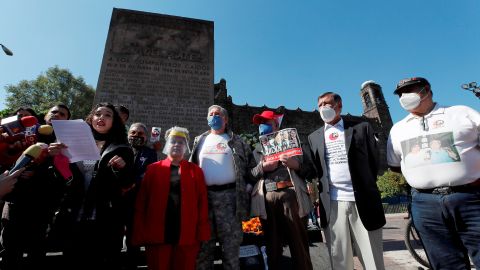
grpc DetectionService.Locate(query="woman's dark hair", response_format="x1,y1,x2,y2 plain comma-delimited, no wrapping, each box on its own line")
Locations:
85,102,127,144
15,107,39,119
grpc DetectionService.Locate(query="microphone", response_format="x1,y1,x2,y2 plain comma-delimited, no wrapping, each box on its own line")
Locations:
38,125,53,136
1,115,25,135
9,144,42,175
0,123,54,169
37,124,55,144
3,144,43,203
21,116,39,145
0,115,38,135
20,116,38,129
53,154,73,181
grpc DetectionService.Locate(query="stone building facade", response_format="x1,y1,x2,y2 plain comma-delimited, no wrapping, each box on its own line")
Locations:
213,79,393,174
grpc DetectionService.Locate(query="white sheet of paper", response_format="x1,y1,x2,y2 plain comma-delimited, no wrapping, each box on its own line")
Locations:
51,120,101,162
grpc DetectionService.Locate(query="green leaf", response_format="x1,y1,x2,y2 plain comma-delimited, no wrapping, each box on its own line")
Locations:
377,170,408,199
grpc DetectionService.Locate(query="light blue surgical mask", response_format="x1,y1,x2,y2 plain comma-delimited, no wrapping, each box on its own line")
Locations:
259,124,273,135
207,115,223,130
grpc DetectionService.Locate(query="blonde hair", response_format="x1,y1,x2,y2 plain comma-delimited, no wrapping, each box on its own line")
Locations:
164,126,190,142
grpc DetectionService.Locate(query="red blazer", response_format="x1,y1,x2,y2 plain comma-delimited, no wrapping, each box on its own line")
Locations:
132,158,210,246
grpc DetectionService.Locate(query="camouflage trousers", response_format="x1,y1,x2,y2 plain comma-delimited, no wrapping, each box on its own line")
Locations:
196,188,243,270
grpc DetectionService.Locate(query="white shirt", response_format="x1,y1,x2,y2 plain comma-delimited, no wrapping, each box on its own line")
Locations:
324,119,355,201
387,104,480,189
197,133,236,186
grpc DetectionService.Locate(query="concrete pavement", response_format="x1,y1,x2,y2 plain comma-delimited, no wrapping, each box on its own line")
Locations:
381,213,427,270
5,213,431,269
280,213,427,270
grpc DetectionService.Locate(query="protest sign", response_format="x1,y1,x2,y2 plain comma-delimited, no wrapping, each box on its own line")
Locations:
259,128,302,162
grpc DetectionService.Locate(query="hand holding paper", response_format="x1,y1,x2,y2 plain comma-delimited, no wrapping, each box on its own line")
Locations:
262,160,278,172
51,120,101,162
48,142,67,157
279,154,300,170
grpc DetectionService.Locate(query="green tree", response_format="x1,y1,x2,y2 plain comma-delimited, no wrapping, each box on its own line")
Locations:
239,132,259,151
0,108,13,118
377,170,408,199
5,66,95,119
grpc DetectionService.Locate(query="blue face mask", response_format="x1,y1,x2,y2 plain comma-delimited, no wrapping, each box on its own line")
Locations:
259,124,273,135
208,115,223,130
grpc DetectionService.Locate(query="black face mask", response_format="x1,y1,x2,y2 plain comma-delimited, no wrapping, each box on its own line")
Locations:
128,136,145,148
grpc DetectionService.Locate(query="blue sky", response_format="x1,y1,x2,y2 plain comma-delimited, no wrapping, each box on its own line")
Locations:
1,0,478,123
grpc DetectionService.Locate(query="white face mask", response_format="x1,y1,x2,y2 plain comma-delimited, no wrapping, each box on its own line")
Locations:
319,106,337,123
399,87,426,111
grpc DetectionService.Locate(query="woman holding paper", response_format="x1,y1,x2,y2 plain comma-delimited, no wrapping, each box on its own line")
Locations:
60,102,134,270
132,126,210,270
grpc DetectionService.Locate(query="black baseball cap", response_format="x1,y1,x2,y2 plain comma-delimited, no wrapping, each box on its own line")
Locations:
394,77,430,95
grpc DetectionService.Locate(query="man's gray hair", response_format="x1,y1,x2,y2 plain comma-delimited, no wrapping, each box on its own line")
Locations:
207,105,228,121
129,122,148,134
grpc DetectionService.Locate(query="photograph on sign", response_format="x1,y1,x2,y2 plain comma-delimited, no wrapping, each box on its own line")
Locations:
150,127,162,143
259,128,302,162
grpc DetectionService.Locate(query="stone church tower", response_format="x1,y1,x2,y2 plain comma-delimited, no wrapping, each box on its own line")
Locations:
360,80,393,172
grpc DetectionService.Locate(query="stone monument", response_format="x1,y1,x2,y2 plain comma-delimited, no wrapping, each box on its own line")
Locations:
95,8,214,141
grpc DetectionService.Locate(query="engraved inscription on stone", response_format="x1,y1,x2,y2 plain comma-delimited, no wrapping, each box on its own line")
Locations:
95,8,214,140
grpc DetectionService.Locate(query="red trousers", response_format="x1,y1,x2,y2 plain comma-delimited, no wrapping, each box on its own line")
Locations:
145,243,200,270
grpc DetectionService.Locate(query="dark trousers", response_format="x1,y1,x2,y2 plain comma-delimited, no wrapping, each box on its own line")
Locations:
1,203,49,270
412,189,480,269
62,220,124,270
263,188,312,270
123,190,142,270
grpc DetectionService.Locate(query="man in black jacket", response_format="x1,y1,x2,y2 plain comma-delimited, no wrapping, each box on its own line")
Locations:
308,92,385,270
123,122,157,270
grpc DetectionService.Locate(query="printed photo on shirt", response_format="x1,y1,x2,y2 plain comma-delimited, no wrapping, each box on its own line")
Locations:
401,132,460,168
202,142,229,154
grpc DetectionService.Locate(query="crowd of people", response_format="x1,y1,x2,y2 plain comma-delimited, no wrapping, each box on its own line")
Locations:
0,76,478,270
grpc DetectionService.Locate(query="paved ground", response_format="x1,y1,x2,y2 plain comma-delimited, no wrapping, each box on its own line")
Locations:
1,213,435,269
280,213,427,270
381,213,427,270
356,213,427,270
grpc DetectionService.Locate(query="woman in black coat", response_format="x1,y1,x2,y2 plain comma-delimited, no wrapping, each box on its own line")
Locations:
61,103,134,270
